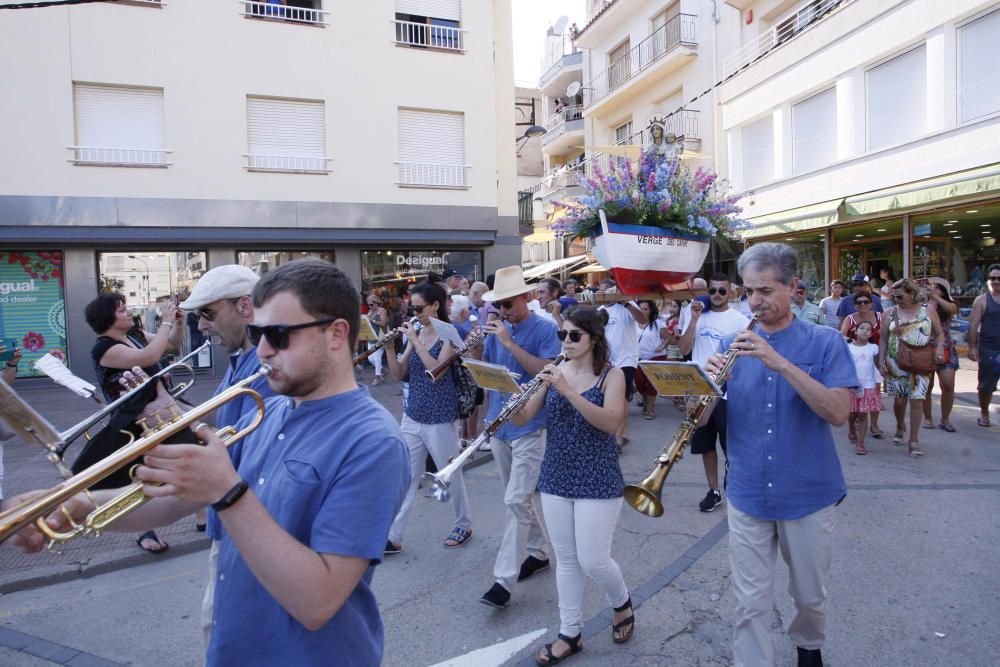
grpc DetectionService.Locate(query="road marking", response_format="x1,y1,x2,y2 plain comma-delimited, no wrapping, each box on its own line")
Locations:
429,627,548,667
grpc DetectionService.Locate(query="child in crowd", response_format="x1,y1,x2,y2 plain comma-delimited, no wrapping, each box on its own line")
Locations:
848,321,882,455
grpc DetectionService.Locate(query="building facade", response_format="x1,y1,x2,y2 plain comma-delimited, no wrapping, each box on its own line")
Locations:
0,0,518,379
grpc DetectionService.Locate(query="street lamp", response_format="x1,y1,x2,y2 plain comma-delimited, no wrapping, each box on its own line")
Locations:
128,255,151,306
516,125,547,151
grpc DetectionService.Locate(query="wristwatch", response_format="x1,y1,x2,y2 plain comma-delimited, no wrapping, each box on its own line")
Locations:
212,480,250,512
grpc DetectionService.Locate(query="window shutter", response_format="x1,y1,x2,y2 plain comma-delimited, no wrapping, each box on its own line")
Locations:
866,45,925,150
959,9,1000,123
792,87,837,173
395,0,461,21
246,97,327,171
73,84,166,164
742,115,774,188
397,109,465,186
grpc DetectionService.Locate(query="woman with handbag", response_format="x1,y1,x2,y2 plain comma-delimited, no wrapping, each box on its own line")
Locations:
877,279,945,459
383,281,473,554
921,278,959,432
841,293,885,439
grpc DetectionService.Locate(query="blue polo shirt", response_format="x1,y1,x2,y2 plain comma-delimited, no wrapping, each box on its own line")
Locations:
723,318,858,521
483,313,561,441
206,346,277,541
836,293,884,318
207,387,409,666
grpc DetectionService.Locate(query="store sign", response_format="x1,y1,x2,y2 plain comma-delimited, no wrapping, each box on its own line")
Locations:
395,254,445,268
0,251,68,377
914,223,931,237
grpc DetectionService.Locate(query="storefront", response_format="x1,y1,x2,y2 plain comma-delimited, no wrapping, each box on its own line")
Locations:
0,251,67,378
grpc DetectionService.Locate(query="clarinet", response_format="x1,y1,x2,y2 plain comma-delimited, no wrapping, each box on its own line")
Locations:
353,317,418,366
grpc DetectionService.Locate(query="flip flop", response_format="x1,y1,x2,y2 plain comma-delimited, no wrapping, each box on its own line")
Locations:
938,423,957,433
922,422,937,430
978,418,992,428
855,443,868,455
908,443,924,459
136,530,169,554
870,428,884,439
892,431,905,446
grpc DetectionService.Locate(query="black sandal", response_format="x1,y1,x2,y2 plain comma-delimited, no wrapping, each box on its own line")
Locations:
535,633,582,665
612,595,635,643
136,530,169,554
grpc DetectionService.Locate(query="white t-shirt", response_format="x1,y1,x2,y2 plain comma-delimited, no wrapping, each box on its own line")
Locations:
848,342,880,389
686,307,750,367
637,315,668,360
601,303,639,368
528,300,557,325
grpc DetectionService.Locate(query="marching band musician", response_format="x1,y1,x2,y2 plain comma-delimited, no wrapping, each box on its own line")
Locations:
12,259,409,666
383,281,474,554
177,263,278,647
701,243,857,667
510,306,635,665
473,266,561,609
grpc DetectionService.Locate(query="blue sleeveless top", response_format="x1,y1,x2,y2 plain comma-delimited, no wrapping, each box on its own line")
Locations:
404,340,459,424
537,369,624,499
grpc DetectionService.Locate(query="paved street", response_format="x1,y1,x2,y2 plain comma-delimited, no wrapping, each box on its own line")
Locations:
0,364,997,666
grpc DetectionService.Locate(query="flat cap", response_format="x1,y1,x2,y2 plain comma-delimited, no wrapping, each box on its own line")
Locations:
179,265,259,310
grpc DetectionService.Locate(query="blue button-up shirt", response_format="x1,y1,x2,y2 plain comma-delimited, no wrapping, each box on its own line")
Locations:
208,387,408,666
723,318,858,521
483,313,561,441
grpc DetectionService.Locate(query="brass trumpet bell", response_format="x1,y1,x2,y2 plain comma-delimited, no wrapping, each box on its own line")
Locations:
623,466,667,518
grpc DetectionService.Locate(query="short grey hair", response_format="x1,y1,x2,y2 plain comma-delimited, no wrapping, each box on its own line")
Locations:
737,243,798,286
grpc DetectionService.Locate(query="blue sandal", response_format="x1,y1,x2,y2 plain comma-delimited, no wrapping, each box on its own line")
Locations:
443,526,472,548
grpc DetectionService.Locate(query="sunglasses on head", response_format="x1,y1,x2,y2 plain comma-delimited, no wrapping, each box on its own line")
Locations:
708,287,728,296
556,329,585,342
246,318,338,350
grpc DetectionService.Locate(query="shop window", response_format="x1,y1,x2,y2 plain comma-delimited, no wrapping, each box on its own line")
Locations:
831,219,903,289
237,250,335,275
361,249,481,291
0,250,68,377
772,233,827,299
866,45,926,151
958,8,1000,123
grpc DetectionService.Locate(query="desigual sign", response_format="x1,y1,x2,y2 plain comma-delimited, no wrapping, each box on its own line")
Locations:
395,254,445,268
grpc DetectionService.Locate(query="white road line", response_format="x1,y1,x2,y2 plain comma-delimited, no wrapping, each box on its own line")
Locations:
429,627,548,667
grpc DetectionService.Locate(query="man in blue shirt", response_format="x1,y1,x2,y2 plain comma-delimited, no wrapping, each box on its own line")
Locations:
703,243,857,667
16,260,409,666
476,266,561,608
835,273,883,326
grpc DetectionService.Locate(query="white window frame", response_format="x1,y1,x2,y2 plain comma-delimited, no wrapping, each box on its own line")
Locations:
245,96,332,174
865,44,927,152
396,108,469,188
69,83,170,167
957,8,1000,124
791,87,837,174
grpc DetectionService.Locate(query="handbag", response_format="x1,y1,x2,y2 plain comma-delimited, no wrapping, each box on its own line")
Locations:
891,307,935,375
450,362,478,419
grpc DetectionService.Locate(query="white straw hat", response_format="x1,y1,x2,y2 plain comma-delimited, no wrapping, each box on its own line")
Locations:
481,266,533,302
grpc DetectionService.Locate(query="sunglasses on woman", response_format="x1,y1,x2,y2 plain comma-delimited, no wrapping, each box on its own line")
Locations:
556,330,586,342
407,303,432,316
855,299,871,305
245,318,338,350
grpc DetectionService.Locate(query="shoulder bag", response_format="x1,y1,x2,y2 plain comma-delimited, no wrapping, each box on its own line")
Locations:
891,307,935,375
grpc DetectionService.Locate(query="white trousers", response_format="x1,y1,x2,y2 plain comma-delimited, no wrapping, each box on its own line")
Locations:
388,415,472,544
490,430,550,592
367,341,384,377
201,539,220,650
541,493,629,637
727,502,836,667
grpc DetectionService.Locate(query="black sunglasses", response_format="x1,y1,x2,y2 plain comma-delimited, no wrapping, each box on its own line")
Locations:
496,300,515,309
556,330,585,342
246,318,338,350
708,287,728,296
990,276,1000,281
855,299,871,305
407,303,432,315
197,307,221,322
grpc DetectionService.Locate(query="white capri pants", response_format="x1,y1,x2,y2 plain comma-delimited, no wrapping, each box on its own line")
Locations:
388,415,472,545
540,493,629,637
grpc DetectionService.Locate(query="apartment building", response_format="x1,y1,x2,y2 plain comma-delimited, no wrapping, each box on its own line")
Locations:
0,0,518,378
720,0,1000,310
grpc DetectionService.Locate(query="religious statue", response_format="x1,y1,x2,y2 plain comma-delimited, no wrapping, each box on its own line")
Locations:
646,119,682,160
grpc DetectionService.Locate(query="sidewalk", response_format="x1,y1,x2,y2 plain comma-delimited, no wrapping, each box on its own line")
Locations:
0,361,994,593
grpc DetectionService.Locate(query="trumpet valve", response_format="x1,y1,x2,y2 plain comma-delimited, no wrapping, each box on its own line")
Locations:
136,418,150,433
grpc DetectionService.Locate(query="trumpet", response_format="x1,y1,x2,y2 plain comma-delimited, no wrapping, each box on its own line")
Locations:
354,317,418,366
425,315,485,381
624,313,759,517
423,353,566,501
0,365,271,547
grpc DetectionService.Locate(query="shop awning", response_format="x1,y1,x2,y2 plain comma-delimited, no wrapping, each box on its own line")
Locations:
844,163,1000,218
523,228,556,244
523,255,590,279
743,199,843,239
571,262,608,275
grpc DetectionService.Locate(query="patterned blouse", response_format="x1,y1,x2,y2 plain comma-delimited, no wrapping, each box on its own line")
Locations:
885,304,932,378
404,340,459,424
537,370,624,499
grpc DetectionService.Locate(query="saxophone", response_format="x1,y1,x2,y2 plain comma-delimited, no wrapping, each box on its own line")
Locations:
624,313,760,517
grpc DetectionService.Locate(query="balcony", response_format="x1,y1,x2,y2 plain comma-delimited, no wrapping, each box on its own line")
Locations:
539,50,583,95
583,14,697,113
394,19,466,52
396,162,469,188
69,146,170,167
244,154,331,173
722,0,852,78
541,105,585,154
240,1,328,26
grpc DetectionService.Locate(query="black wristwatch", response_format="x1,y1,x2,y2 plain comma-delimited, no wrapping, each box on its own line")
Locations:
212,480,250,513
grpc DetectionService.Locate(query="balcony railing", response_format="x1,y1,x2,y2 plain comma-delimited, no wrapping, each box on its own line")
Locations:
543,105,584,132
722,0,851,78
394,20,466,52
518,190,534,227
396,162,469,187
244,154,332,172
584,14,696,107
68,146,170,166
240,1,328,26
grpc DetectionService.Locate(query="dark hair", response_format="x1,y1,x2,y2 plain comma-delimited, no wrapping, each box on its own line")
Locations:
638,300,660,329
931,283,954,323
989,263,1000,274
486,273,496,289
410,281,450,323
252,258,361,348
85,292,126,334
564,306,610,375
708,271,730,284
538,278,560,295
830,280,844,292
426,271,444,284
881,266,897,282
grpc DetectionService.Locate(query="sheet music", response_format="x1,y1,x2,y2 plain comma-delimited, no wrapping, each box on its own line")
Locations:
33,353,98,399
427,318,465,350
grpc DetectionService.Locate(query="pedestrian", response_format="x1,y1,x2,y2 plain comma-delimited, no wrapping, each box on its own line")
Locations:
839,291,884,439
383,281,473,554
818,281,845,328
366,295,389,386
877,278,945,459
792,284,825,325
634,299,667,420
836,273,883,328
475,266,561,609
678,272,748,512
921,278,959,432
877,266,898,311
966,263,1000,428
702,242,858,667
510,306,634,664
847,321,881,455
598,278,641,450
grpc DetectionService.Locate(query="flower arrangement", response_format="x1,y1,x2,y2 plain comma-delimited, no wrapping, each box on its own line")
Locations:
552,146,749,242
